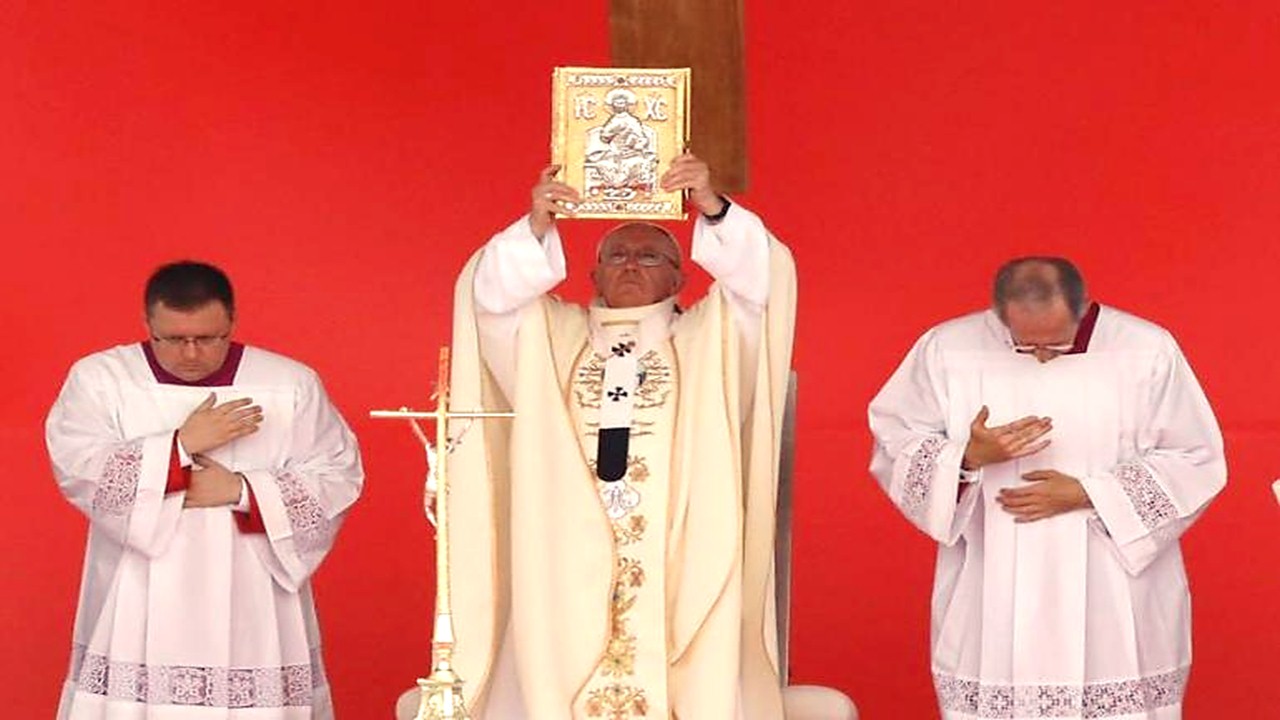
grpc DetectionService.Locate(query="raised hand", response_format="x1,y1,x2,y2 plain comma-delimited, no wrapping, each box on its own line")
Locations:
178,393,263,455
184,454,244,508
962,405,1051,470
997,469,1091,522
660,153,723,216
529,164,581,240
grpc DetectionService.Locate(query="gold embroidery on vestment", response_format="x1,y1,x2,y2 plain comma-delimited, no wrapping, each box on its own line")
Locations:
591,553,647,709
585,683,649,718
587,455,651,483
613,515,647,546
574,351,672,412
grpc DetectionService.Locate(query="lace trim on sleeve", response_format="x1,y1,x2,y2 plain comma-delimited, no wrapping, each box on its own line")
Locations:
91,440,144,517
902,436,944,520
278,471,334,553
1115,460,1178,530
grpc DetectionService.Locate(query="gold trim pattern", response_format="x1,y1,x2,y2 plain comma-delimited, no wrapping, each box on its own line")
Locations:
574,350,672,413
613,515,648,546
585,683,650,718
587,552,649,716
551,66,691,221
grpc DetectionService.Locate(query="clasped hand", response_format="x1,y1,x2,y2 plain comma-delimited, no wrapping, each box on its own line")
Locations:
963,405,1090,522
184,454,243,508
178,392,262,455
177,393,260,508
997,469,1092,523
962,405,1051,469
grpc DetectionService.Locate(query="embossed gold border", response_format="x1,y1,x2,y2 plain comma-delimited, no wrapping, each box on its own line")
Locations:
552,66,691,220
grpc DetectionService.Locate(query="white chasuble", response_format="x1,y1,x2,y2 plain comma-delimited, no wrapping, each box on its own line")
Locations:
869,307,1225,720
47,344,363,720
448,203,796,720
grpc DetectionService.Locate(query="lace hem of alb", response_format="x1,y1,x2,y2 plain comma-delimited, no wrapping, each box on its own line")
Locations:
69,644,324,708
934,667,1187,718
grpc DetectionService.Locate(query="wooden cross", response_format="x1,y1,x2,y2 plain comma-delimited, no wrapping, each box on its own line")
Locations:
370,347,514,720
611,0,748,192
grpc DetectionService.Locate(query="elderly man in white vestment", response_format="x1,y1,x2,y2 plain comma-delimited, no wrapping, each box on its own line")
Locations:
47,261,364,719
442,153,796,720
869,257,1225,720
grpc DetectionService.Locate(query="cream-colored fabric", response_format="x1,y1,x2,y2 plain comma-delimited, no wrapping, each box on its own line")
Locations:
783,685,859,720
399,684,861,720
447,231,795,720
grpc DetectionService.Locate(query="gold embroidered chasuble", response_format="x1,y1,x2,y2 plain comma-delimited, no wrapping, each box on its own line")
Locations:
446,233,796,720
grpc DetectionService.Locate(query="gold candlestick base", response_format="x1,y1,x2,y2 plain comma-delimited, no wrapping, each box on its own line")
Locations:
414,660,470,720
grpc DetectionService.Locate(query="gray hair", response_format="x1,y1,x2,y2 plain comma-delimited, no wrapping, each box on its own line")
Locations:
596,222,682,267
992,256,1087,320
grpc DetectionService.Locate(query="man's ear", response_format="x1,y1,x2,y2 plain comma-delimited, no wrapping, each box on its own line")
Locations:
591,264,606,297
1078,293,1092,318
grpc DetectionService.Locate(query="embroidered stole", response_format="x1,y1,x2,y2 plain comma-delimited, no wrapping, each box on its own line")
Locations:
572,300,677,719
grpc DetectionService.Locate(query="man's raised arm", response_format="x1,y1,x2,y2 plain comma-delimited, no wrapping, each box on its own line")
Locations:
664,154,772,312
469,166,581,398
473,165,579,315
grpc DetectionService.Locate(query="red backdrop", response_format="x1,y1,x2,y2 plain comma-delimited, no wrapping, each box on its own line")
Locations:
3,1,1278,717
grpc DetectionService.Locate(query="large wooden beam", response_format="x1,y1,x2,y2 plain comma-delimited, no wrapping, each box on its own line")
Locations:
610,0,748,193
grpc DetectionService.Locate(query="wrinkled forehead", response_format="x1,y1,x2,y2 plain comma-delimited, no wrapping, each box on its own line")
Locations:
597,223,682,264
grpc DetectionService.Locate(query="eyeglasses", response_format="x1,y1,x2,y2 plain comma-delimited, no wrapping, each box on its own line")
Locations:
150,333,230,349
600,249,678,268
1011,342,1075,355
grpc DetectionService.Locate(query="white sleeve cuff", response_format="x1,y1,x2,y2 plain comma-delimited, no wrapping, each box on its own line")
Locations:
175,434,193,467
232,475,250,513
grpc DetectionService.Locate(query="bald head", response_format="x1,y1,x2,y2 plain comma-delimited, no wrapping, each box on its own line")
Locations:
993,257,1089,363
993,257,1087,322
592,223,685,308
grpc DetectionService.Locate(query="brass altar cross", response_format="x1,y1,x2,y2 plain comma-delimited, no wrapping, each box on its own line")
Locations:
370,347,514,720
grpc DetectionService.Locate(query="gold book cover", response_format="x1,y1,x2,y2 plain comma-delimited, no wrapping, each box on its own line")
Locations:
551,66,691,220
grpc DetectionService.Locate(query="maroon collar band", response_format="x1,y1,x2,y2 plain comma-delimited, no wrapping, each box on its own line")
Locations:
1065,302,1100,355
140,341,245,386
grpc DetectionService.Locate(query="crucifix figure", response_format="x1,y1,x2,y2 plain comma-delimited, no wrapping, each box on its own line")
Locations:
371,347,514,720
